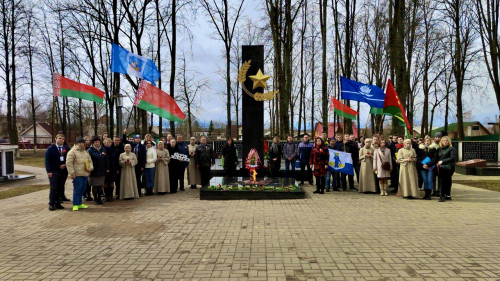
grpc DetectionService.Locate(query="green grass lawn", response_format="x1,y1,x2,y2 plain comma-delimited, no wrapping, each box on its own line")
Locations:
0,184,50,200
454,180,500,192
16,150,46,168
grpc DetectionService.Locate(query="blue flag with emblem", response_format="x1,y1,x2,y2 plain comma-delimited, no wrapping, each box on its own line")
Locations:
111,43,160,86
327,149,354,175
340,76,386,113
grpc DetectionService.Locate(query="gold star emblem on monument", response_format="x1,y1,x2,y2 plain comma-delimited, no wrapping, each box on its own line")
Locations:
248,69,270,90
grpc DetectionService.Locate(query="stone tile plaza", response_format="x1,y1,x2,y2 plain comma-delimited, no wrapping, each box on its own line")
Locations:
1,165,500,280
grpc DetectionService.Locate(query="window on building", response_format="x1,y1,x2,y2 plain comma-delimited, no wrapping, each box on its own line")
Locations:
471,125,480,131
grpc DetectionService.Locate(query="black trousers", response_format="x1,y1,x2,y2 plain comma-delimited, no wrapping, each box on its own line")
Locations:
200,166,211,187
178,166,186,189
315,176,325,191
375,174,380,193
48,171,66,205
85,180,92,198
57,169,68,200
300,163,312,184
439,169,454,197
135,166,144,194
391,165,400,192
224,166,237,177
354,164,360,183
169,165,178,193
115,168,121,197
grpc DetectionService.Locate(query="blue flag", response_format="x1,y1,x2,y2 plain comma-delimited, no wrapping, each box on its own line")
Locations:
327,149,354,176
340,76,385,109
111,43,160,85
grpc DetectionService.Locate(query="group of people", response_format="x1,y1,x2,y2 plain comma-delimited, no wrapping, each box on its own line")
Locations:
298,131,457,201
45,131,215,211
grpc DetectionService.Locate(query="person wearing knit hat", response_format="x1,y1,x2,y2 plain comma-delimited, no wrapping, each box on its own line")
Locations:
66,137,93,211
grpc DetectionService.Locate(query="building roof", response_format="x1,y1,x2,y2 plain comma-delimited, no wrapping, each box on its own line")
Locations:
19,122,53,136
430,121,488,136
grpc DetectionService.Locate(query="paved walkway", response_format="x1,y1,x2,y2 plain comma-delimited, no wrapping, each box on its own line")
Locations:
0,165,499,280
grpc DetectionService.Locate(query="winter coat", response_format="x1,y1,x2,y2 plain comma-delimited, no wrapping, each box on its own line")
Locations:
373,147,392,178
196,144,215,169
145,147,157,169
45,143,70,173
437,146,457,171
66,145,94,177
177,142,190,168
346,141,360,164
418,144,438,170
282,141,298,161
310,144,330,177
298,141,314,164
269,143,282,161
133,142,147,169
88,145,109,177
222,144,238,170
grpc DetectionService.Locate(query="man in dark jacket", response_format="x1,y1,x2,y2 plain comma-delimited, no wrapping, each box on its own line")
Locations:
297,134,314,185
282,135,298,180
332,133,347,190
196,136,215,187
177,135,190,191
106,136,124,200
45,133,70,211
345,134,359,190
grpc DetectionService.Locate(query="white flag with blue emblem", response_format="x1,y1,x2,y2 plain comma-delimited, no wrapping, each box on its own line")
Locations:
328,149,354,175
111,43,160,85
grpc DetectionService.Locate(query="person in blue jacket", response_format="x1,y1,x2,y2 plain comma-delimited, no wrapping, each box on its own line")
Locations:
297,134,314,185
45,133,70,211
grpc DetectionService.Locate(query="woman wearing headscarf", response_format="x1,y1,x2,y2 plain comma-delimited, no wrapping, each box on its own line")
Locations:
119,144,139,199
154,141,170,194
187,137,201,188
87,136,109,205
396,139,419,199
373,138,392,196
222,137,238,177
358,138,376,193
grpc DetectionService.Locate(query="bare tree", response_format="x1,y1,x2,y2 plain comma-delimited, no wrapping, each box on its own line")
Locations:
199,0,245,139
475,0,500,113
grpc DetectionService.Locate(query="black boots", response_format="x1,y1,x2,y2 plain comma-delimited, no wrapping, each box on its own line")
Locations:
423,189,432,200
92,186,103,205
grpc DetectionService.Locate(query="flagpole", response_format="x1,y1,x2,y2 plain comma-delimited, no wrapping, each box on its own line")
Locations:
342,99,345,152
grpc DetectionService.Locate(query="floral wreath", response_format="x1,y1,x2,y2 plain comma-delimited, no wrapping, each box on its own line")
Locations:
245,148,261,169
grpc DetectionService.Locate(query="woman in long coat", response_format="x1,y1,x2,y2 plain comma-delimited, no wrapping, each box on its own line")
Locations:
154,141,170,194
396,139,419,199
222,138,238,177
310,137,329,194
358,138,376,193
187,137,201,188
119,144,140,199
373,139,392,196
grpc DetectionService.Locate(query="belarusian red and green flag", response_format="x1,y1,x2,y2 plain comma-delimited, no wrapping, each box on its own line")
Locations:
134,80,185,122
330,96,358,120
53,73,104,104
383,78,411,133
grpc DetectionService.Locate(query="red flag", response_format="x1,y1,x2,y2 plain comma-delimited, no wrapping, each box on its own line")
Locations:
134,81,185,122
383,79,411,132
